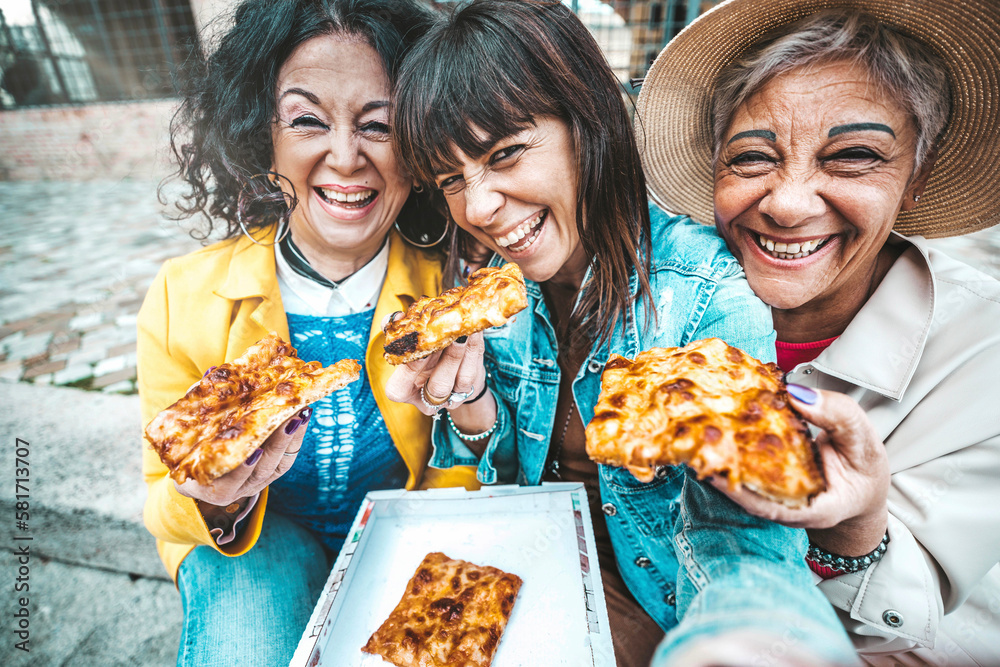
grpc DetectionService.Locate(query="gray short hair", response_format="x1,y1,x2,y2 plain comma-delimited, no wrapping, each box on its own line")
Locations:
711,10,951,172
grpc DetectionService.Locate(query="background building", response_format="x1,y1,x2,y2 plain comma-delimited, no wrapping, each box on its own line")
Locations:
0,0,718,181
0,0,220,180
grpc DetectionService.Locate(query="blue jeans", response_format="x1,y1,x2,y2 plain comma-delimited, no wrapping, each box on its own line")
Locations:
176,513,330,667
652,476,859,666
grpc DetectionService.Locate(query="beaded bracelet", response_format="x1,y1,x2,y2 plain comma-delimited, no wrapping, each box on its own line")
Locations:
446,410,497,442
806,530,890,575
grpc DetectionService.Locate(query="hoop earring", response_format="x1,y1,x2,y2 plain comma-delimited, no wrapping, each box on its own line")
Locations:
236,172,292,246
412,183,425,193
238,210,291,246
394,220,448,248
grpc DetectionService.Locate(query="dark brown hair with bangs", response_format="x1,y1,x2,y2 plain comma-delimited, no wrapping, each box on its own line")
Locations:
392,0,652,349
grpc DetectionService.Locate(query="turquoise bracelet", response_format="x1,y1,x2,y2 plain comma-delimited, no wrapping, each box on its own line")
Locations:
807,530,889,574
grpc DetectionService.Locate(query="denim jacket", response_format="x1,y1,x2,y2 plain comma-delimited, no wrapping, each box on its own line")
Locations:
430,206,777,630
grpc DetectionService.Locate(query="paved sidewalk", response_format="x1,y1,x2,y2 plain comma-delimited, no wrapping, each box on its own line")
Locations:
0,558,181,667
0,181,202,393
0,381,182,666
0,180,197,664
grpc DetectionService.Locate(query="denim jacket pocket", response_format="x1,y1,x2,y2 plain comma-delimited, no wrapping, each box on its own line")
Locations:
482,354,519,403
600,464,686,537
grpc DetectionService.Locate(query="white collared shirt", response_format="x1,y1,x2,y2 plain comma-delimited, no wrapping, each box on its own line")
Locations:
274,241,388,316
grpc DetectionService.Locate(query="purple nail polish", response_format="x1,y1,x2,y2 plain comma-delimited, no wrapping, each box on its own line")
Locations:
455,335,468,344
786,383,818,405
244,448,263,466
203,366,217,378
298,407,313,420
284,418,303,435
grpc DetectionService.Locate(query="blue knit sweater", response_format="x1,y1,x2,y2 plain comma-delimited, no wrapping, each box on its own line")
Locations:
269,309,408,553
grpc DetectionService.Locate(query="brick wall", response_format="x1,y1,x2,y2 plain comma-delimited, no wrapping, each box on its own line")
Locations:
0,99,178,181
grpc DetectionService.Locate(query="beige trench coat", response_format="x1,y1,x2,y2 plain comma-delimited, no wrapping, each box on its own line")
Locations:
782,233,1000,666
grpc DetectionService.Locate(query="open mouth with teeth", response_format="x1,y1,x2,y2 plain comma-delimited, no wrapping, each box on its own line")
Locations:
315,186,377,208
496,210,547,252
756,233,830,260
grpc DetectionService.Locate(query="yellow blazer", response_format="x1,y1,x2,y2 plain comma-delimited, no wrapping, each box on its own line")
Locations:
137,227,479,581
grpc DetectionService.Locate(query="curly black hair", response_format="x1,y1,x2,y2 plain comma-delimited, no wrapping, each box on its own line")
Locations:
161,0,446,245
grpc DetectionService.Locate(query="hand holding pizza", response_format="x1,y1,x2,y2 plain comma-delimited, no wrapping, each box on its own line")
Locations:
173,408,311,508
710,385,891,555
145,333,361,508
381,263,527,445
383,326,489,413
383,325,498,442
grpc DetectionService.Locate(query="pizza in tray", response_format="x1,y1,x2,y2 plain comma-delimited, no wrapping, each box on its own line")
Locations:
383,263,528,365
144,332,361,486
585,337,825,508
363,552,522,667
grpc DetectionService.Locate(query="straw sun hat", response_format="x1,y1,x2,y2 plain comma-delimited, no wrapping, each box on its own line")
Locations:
635,0,1000,238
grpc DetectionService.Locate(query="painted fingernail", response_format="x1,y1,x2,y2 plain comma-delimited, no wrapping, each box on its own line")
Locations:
786,383,818,405
298,407,312,420
455,335,468,344
245,448,263,466
284,418,303,435
382,312,403,332
203,366,217,378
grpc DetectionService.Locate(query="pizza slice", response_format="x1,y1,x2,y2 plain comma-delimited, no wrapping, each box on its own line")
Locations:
363,552,522,667
144,332,361,485
585,337,825,508
383,263,528,365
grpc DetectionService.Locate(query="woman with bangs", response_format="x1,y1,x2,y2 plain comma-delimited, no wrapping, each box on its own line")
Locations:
385,0,857,663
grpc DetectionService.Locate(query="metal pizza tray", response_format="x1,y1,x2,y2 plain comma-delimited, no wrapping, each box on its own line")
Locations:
290,482,616,667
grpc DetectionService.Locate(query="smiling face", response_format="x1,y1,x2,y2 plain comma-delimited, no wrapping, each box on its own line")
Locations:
714,60,933,337
271,33,412,280
434,116,588,287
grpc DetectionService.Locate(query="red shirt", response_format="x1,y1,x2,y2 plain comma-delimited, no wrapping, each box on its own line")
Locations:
775,336,838,373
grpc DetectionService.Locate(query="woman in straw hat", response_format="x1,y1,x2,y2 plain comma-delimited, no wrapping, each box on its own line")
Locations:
637,0,1000,662
385,1,860,665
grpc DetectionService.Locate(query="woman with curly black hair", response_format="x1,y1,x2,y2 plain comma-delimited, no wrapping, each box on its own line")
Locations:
137,1,477,663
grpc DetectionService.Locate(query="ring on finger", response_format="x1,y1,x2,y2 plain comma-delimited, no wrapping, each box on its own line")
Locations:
282,449,301,457
420,385,449,419
422,383,450,405
446,388,474,407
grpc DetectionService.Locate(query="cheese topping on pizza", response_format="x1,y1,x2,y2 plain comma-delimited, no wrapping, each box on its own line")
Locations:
384,263,528,365
585,337,825,508
363,552,522,667
144,333,361,485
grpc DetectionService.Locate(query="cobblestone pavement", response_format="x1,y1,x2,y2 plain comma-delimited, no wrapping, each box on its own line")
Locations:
1,180,999,395
0,181,203,393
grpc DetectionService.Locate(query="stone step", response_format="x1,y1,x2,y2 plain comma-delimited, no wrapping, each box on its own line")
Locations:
0,381,168,581
0,555,181,666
